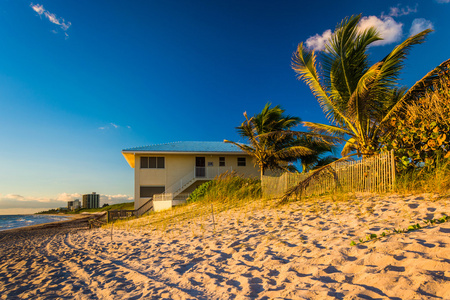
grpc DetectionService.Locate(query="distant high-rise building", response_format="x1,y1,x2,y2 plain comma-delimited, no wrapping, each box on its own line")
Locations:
68,201,74,211
82,192,100,209
73,199,81,210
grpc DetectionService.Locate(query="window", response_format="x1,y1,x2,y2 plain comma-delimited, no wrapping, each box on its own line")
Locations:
219,157,225,166
140,157,165,169
208,162,213,166
140,186,165,197
237,157,246,167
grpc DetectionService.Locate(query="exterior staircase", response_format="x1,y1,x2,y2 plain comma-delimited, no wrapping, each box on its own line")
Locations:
153,166,233,203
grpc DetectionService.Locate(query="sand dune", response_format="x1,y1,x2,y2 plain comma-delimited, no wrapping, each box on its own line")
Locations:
0,193,449,299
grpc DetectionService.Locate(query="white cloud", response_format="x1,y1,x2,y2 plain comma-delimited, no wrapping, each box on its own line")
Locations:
102,194,134,205
436,0,450,3
110,123,119,129
386,4,418,17
358,16,403,46
305,29,332,51
30,3,71,37
127,126,131,129
409,18,434,36
305,15,403,51
31,3,44,15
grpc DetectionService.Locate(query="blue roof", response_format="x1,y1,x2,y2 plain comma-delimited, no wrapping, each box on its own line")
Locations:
122,141,245,153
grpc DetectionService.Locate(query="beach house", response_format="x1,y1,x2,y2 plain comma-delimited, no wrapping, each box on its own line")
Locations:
122,141,259,214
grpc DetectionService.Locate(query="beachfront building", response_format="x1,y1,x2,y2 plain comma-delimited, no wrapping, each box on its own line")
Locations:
68,199,82,211
82,192,100,209
73,199,81,210
122,141,260,214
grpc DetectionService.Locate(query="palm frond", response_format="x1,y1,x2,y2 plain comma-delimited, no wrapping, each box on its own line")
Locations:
341,138,358,156
274,145,316,160
376,57,450,135
301,121,352,138
223,139,255,155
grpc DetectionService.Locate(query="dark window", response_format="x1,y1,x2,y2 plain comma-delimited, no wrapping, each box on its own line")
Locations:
157,157,165,169
140,186,165,197
140,157,165,169
149,157,157,168
219,157,225,166
140,157,149,168
237,157,246,166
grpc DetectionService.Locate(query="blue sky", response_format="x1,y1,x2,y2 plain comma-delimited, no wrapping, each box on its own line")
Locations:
0,0,448,214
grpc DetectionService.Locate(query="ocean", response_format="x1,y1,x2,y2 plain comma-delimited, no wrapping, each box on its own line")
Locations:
0,215,69,231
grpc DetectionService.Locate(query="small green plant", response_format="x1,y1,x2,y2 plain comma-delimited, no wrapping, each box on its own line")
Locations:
187,181,214,203
350,214,449,246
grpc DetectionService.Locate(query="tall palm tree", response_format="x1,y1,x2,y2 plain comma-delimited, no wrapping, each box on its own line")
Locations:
291,15,434,157
225,103,330,178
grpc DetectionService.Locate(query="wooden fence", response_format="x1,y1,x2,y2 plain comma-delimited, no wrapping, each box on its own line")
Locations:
107,210,137,222
262,150,396,198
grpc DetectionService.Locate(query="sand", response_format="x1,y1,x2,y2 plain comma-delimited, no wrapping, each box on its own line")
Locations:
0,193,449,299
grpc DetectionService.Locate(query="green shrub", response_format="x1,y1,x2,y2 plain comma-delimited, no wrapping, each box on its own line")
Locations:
187,181,214,203
380,77,450,172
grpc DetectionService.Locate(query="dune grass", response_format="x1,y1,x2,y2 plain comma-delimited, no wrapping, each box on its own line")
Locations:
65,202,135,214
110,173,264,232
394,158,450,195
107,159,450,234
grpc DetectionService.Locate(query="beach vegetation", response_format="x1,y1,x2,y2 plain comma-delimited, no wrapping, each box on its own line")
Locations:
282,15,450,200
380,75,450,172
394,157,450,194
68,202,134,214
110,172,263,231
188,171,261,204
350,214,449,246
187,181,214,203
225,103,335,177
292,14,433,158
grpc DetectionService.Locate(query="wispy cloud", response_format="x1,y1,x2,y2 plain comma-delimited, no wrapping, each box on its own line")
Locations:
30,3,71,38
409,18,434,36
98,123,131,130
385,4,418,17
436,0,450,3
305,15,403,51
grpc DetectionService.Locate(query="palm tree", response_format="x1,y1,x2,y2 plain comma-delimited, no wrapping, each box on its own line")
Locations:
225,103,331,178
294,135,337,172
291,15,435,157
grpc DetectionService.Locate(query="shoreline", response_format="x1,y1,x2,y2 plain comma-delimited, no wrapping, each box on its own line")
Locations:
0,193,449,299
0,212,105,234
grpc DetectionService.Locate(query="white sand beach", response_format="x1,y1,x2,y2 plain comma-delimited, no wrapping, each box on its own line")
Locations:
0,193,449,299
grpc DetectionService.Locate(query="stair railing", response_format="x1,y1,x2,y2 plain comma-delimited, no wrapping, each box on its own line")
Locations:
162,167,196,197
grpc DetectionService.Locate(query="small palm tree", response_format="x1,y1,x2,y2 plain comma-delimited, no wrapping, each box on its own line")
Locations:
225,103,329,178
294,135,337,172
292,15,435,157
